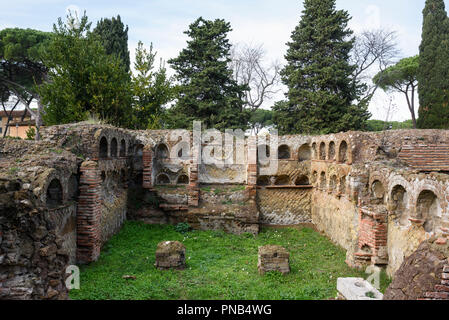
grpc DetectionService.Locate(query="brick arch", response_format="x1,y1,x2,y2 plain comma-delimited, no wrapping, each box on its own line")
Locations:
369,173,389,194
387,176,412,205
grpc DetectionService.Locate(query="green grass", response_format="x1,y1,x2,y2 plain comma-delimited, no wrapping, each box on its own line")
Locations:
70,221,390,300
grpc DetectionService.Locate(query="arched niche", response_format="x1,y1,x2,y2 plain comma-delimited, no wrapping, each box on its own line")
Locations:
274,175,290,186
311,142,317,159
319,142,326,160
177,174,189,185
339,176,346,194
110,138,118,158
99,137,108,159
278,145,290,160
298,144,311,162
120,139,126,157
257,176,271,186
371,180,385,203
156,173,170,185
311,171,318,185
416,190,440,232
329,175,338,191
338,141,348,163
328,141,336,161
390,185,408,226
156,144,169,159
319,172,327,189
295,175,310,186
46,178,63,208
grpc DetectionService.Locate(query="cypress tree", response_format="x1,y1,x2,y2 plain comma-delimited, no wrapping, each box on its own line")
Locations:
417,0,449,129
93,15,130,72
168,17,249,130
275,0,369,135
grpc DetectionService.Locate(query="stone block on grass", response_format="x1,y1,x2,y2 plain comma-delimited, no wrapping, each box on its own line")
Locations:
257,245,290,275
155,241,186,270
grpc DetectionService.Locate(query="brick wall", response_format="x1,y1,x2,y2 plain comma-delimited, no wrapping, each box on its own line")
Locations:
76,161,102,264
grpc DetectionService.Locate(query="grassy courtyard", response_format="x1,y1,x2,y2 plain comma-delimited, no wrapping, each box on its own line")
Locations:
70,221,390,300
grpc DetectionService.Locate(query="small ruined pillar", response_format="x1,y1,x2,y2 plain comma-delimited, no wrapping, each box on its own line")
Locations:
188,122,201,207
257,245,290,275
76,161,102,264
155,241,186,270
142,146,153,189
247,135,257,193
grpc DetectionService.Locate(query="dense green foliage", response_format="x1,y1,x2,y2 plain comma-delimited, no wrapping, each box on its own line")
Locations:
373,56,419,128
0,28,51,102
69,221,390,300
92,15,130,72
366,119,414,132
168,17,249,130
38,13,132,127
417,0,449,129
249,108,273,133
130,41,174,129
275,0,370,135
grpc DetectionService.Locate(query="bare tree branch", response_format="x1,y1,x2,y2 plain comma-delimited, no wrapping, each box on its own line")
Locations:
230,43,282,111
351,29,401,104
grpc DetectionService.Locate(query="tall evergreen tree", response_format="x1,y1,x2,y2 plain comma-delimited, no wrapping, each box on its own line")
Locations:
93,15,130,72
38,13,132,127
168,17,249,130
417,0,449,129
275,0,370,135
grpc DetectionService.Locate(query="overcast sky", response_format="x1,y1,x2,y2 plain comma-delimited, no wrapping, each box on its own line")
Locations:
1,0,447,122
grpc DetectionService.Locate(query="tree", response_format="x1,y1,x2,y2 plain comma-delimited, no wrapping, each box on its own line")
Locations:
0,28,51,140
130,41,174,129
37,12,132,127
351,29,400,105
92,15,130,72
417,0,449,129
230,43,281,112
373,55,419,128
168,17,249,130
276,0,370,135
248,108,274,135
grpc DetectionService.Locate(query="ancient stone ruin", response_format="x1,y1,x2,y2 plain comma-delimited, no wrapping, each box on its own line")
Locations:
1,123,449,299
257,245,290,275
155,241,186,270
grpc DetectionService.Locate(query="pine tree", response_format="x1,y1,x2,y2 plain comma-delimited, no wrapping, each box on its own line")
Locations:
276,0,370,135
417,0,449,129
168,17,249,130
93,15,130,72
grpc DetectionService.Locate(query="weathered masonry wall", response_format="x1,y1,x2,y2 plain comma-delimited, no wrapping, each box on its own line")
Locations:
2,124,449,299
